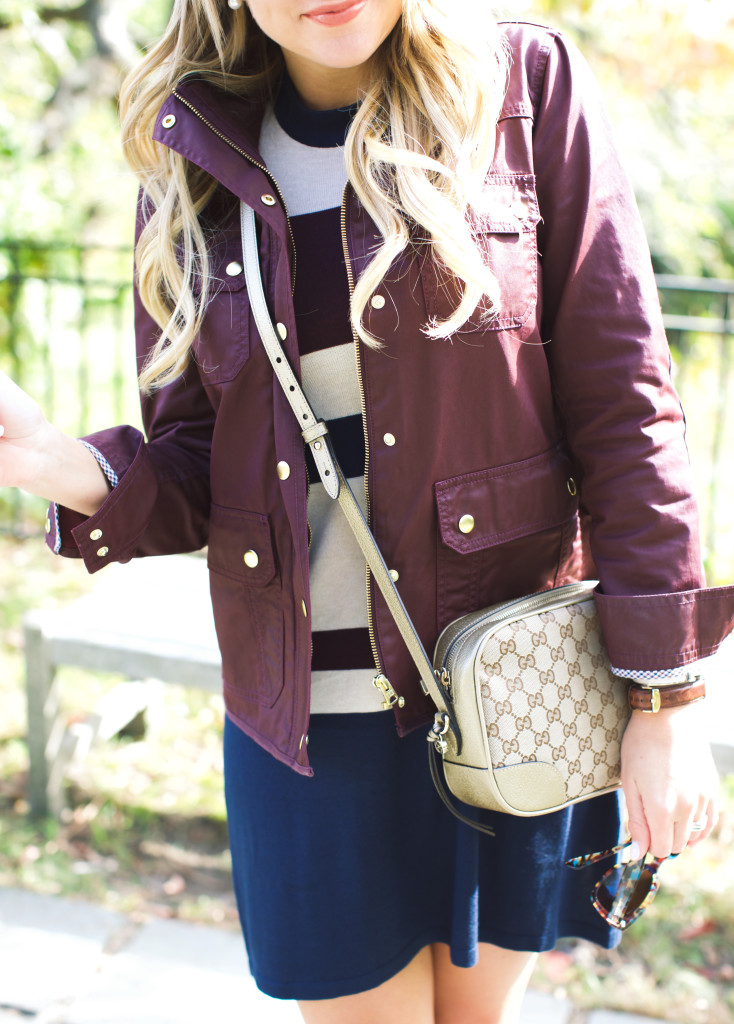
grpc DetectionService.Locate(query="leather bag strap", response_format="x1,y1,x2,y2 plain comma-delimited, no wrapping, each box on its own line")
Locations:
428,746,495,836
239,203,461,744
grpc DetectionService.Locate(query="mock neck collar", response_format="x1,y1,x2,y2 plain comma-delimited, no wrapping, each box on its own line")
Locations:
273,73,357,148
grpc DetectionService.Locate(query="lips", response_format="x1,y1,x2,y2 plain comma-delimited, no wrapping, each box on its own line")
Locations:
303,0,367,27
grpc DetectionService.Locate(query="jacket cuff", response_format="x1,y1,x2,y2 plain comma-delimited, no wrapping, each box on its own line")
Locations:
595,587,734,671
45,434,159,573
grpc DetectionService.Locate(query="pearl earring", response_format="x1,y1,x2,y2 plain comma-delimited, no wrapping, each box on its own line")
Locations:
228,0,242,8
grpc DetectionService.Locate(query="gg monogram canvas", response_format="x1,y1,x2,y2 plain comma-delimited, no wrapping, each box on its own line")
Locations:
478,602,628,802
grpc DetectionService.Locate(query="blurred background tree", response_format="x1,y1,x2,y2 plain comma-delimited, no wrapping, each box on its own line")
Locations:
0,0,732,272
510,0,734,280
0,0,171,248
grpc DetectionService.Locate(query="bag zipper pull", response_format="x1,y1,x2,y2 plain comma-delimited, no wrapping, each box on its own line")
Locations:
373,673,406,709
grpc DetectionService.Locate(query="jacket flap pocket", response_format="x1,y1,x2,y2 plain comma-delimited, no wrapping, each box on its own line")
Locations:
207,504,276,586
435,446,577,554
474,175,541,235
192,232,246,295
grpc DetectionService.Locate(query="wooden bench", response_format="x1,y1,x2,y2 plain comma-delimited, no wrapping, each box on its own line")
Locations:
24,557,734,817
24,555,220,818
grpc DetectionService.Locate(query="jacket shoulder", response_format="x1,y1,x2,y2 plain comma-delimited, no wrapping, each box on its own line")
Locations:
497,20,561,121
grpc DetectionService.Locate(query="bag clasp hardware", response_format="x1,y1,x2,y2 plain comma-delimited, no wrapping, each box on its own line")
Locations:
438,666,454,702
373,673,406,709
427,711,451,755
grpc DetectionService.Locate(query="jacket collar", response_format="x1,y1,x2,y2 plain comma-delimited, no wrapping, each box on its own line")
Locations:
151,77,292,243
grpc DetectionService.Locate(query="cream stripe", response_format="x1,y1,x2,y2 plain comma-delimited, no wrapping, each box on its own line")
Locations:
300,343,362,421
259,108,347,216
308,476,368,633
310,670,386,714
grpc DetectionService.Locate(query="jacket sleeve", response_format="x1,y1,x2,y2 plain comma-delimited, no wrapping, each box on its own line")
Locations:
45,198,215,573
532,30,734,670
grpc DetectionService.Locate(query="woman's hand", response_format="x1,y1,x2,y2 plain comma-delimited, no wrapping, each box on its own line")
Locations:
0,370,51,492
621,699,719,859
0,370,110,515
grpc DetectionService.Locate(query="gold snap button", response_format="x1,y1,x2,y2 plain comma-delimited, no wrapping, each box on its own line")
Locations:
458,514,475,534
276,322,288,340
566,477,577,496
244,550,259,568
370,294,386,309
261,194,277,206
301,600,308,617
383,433,396,446
225,261,243,277
90,529,103,541
161,114,176,129
277,461,291,481
389,569,400,583
96,546,109,558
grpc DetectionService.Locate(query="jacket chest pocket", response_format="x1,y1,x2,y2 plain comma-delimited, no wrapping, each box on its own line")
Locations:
421,174,540,333
193,233,250,385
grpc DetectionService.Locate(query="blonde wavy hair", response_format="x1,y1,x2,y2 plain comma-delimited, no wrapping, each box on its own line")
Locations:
120,0,510,392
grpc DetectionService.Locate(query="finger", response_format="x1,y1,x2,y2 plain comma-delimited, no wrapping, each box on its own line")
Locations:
687,798,717,846
686,800,708,846
638,792,676,859
621,780,650,856
672,815,692,855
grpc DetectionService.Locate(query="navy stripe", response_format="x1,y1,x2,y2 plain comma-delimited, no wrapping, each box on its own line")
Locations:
305,414,364,481
311,628,374,671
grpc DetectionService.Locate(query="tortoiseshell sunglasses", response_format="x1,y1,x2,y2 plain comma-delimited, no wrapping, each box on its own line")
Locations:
565,839,676,930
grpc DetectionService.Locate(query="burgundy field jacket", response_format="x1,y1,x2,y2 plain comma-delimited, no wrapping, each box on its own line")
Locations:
48,22,734,774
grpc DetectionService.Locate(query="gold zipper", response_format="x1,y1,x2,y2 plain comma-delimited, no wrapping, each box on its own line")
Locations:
340,185,405,709
175,85,315,613
172,90,297,291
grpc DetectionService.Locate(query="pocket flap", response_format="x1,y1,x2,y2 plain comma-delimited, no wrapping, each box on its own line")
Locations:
473,175,541,235
192,232,247,295
435,446,577,554
207,504,277,586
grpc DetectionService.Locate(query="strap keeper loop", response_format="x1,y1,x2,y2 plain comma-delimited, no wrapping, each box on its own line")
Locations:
302,421,329,445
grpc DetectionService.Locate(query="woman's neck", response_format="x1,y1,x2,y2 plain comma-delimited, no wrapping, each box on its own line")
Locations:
281,50,369,110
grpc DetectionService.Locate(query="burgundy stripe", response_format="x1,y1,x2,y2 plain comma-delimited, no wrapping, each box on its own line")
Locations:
292,209,351,357
311,628,374,671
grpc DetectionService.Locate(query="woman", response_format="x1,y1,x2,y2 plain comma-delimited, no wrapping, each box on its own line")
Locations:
1,2,731,1022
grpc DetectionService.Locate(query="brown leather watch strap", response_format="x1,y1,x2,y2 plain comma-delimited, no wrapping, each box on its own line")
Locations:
627,676,705,713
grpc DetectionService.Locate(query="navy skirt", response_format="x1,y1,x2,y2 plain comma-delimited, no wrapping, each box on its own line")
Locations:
224,711,623,1001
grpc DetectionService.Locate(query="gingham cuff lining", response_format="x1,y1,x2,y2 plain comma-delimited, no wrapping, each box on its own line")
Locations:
52,501,62,554
611,664,702,684
51,442,119,555
79,440,120,488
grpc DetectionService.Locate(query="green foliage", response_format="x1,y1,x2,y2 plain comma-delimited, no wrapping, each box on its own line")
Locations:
513,0,734,279
0,0,172,247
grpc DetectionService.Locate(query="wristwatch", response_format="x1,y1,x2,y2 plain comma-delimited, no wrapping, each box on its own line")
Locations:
627,675,705,713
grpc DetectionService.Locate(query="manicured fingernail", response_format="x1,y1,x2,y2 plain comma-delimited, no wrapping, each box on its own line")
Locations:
628,841,642,861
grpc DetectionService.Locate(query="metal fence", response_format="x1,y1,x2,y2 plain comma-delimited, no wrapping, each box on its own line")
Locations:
1,241,732,576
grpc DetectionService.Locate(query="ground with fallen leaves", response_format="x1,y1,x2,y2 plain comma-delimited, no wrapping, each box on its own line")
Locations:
1,535,732,1022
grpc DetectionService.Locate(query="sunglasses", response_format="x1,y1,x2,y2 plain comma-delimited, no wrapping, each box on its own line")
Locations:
565,839,675,930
